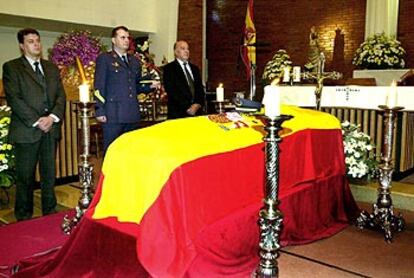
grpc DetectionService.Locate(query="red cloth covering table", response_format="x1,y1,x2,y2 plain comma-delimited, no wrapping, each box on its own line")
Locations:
13,106,358,277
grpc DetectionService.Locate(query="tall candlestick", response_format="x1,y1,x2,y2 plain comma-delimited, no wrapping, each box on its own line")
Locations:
263,84,280,118
387,80,398,107
216,83,224,102
282,67,290,83
79,83,90,103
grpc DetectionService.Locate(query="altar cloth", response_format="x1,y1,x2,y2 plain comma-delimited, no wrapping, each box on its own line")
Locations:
12,106,359,277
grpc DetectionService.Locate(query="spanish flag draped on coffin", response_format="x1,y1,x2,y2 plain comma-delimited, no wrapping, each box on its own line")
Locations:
13,105,358,278
90,105,357,277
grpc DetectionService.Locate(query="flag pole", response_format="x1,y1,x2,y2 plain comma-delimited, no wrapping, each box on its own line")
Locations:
249,62,256,100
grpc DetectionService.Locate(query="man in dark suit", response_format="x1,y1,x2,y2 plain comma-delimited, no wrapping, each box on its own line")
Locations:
94,26,158,152
2,28,66,221
163,40,205,119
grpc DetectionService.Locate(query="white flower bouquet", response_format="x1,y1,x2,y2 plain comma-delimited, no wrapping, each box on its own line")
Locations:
262,49,292,85
352,33,406,69
341,121,378,180
0,106,15,188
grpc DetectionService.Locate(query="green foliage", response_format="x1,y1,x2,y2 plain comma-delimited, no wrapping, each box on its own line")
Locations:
0,106,15,188
262,49,292,85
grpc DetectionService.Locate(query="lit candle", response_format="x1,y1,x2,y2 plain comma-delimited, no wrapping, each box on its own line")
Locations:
293,66,301,82
216,83,224,102
262,82,280,118
282,67,290,83
79,83,90,103
387,80,398,107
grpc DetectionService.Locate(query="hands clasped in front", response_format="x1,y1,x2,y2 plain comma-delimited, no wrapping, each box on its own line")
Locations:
37,116,54,133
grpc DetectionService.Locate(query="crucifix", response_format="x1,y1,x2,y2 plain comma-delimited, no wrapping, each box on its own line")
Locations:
302,52,342,110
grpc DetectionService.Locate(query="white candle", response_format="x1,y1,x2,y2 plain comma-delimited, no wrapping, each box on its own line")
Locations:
263,84,280,118
216,83,224,102
79,83,90,103
387,80,398,107
293,66,301,82
282,67,290,82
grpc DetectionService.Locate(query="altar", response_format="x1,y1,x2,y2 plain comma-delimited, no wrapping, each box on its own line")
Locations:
11,106,358,277
280,86,414,176
353,69,412,86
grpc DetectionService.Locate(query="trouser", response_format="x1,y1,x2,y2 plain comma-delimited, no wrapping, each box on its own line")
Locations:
14,134,57,221
102,122,140,153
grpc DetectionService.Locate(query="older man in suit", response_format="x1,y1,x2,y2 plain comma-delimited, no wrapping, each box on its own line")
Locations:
2,28,66,221
94,26,158,152
163,40,205,119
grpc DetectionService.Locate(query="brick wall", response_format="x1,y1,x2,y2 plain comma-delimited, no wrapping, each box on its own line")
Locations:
399,0,414,68
177,0,203,69
177,0,414,96
206,0,366,95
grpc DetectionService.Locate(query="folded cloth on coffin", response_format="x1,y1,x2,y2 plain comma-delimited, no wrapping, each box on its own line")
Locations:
232,97,262,112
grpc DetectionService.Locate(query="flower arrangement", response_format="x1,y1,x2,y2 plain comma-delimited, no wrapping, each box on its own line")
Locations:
131,39,167,103
262,49,292,85
352,33,406,69
0,106,15,188
341,121,378,181
49,30,105,89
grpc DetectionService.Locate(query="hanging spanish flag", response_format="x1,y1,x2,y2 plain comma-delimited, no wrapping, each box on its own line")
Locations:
241,0,256,80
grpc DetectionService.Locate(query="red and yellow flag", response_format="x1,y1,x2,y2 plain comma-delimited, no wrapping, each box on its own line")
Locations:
241,0,256,79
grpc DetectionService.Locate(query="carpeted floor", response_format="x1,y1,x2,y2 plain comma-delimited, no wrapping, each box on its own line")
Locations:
0,202,413,277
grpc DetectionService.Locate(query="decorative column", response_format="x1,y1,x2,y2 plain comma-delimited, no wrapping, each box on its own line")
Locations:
62,101,95,234
356,105,405,242
255,115,293,277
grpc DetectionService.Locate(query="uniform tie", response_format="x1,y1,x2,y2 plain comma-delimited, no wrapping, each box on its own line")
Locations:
121,55,129,66
183,62,195,97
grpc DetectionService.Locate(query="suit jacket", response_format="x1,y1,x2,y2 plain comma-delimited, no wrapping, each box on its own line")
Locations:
163,59,205,119
2,56,66,143
94,51,150,123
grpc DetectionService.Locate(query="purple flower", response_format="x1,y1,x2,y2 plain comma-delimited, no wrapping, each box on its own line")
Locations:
49,30,105,67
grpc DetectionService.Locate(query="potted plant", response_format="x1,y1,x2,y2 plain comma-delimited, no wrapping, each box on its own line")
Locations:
341,121,378,183
352,33,406,70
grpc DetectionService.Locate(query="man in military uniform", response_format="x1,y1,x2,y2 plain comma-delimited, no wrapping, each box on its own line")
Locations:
94,26,158,152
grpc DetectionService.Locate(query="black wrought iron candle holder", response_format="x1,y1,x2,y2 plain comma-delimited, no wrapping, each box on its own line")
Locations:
255,114,293,277
356,105,405,242
62,101,95,234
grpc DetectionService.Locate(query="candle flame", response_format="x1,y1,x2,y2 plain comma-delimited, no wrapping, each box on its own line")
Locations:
218,83,223,88
391,79,397,87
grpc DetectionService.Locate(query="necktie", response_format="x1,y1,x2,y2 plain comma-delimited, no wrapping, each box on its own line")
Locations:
183,62,195,97
121,55,129,66
34,61,45,83
34,61,50,113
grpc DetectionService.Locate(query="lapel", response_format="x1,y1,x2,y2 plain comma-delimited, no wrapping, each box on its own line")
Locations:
111,51,128,69
20,56,43,87
41,59,55,91
174,59,188,84
174,60,193,99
